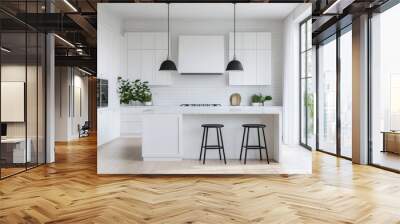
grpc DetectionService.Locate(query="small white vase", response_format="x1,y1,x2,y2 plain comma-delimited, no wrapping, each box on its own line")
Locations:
144,101,153,106
263,101,273,106
251,102,262,107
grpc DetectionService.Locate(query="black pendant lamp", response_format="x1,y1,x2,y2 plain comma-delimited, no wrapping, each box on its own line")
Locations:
226,3,243,71
159,3,177,71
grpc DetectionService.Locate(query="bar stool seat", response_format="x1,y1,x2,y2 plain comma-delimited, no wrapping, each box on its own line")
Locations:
242,124,266,128
201,124,224,128
199,124,226,164
240,124,269,164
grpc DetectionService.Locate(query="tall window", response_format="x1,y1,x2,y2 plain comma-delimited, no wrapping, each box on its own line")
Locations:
370,3,400,171
317,36,337,155
316,26,353,158
300,18,315,149
339,28,352,158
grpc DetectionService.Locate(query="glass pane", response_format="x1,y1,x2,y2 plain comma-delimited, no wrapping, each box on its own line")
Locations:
307,20,312,50
301,79,307,144
318,38,337,154
27,31,38,169
1,31,27,178
340,30,352,158
38,33,46,165
307,50,312,77
301,53,306,78
371,3,400,171
301,23,306,52
306,78,315,149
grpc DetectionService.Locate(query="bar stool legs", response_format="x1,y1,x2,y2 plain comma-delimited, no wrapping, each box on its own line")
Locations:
199,125,226,164
219,128,227,164
240,125,269,164
262,127,269,164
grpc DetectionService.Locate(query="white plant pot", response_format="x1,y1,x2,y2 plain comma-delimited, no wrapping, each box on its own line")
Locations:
144,101,153,106
251,102,262,107
263,101,273,106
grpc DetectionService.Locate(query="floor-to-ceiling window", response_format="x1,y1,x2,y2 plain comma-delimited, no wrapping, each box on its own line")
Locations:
339,26,352,159
370,2,400,171
300,18,315,149
317,35,337,155
316,25,352,158
0,1,46,179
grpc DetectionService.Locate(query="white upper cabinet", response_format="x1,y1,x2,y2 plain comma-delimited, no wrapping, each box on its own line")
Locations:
127,32,141,50
126,32,172,85
127,32,168,50
228,32,271,86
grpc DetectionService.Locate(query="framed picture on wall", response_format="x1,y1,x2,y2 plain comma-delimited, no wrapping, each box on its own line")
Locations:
97,79,108,108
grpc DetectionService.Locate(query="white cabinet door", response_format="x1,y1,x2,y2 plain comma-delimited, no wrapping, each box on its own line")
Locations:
127,33,141,50
154,32,168,50
242,50,257,85
141,33,155,49
256,32,271,50
256,50,271,85
127,50,141,80
125,32,172,85
228,50,244,85
142,114,181,160
141,50,154,83
243,32,257,50
228,32,271,86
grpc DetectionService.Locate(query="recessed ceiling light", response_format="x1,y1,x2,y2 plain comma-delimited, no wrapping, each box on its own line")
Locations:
1,47,11,53
54,34,75,48
63,0,78,12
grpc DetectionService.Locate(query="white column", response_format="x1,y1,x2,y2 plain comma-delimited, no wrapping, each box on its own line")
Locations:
352,14,369,164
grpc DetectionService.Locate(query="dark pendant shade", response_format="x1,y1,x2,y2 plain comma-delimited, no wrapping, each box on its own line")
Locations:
159,3,177,71
159,59,177,71
226,3,243,72
226,59,243,71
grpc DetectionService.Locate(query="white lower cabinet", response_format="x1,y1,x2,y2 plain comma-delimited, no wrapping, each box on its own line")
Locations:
142,114,181,160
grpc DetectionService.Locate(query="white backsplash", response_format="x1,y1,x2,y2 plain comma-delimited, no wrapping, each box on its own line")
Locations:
150,74,282,106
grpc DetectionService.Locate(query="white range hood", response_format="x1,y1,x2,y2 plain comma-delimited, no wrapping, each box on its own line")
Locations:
178,35,225,74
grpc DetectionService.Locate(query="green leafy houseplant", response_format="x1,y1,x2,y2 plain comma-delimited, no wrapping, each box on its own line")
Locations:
264,96,272,101
117,77,152,104
251,94,264,106
117,77,134,104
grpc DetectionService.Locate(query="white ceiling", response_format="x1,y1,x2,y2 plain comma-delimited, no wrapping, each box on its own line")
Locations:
104,3,300,20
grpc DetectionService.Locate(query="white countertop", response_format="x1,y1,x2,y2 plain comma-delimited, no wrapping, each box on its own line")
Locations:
121,105,282,115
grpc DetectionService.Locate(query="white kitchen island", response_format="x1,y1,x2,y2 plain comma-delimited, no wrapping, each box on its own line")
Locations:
137,106,282,162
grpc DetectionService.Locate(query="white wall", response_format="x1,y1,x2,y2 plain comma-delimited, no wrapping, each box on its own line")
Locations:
54,67,89,141
97,4,123,146
123,18,284,106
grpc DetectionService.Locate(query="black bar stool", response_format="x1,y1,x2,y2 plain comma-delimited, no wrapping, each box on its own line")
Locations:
239,124,269,164
199,124,227,164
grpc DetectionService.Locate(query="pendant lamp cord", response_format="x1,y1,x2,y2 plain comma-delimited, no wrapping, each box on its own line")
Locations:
167,3,170,59
233,3,236,60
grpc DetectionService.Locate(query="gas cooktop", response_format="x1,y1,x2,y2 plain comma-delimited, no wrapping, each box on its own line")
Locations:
180,104,222,107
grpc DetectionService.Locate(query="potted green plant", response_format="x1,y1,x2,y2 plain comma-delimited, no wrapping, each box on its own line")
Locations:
143,92,153,106
251,94,264,106
263,95,273,106
117,77,134,105
117,77,153,106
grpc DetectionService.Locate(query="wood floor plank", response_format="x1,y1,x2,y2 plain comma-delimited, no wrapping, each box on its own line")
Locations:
0,135,400,223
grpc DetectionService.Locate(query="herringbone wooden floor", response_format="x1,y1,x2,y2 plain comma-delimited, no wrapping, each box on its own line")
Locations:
1,135,400,224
